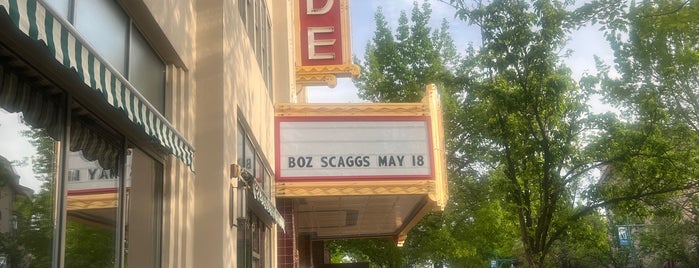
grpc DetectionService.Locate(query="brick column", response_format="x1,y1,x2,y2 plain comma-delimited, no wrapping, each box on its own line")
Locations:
277,198,296,268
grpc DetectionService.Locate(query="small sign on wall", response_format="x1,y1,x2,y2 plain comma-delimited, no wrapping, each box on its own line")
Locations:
618,226,630,246
276,116,434,181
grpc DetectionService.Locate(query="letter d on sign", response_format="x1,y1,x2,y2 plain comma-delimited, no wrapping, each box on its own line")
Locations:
307,0,333,15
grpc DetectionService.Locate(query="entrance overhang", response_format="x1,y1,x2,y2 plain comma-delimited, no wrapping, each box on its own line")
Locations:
275,85,447,245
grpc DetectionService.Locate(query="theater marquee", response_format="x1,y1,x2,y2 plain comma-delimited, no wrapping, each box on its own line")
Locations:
274,86,449,245
276,117,434,181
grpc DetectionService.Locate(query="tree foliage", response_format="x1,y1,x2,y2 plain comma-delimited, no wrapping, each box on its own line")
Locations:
445,0,699,266
337,0,699,266
584,0,699,265
355,2,458,103
446,0,604,265
327,238,404,268
332,2,518,267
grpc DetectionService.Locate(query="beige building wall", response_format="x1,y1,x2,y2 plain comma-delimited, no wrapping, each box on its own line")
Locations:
124,0,197,267
273,0,299,104
113,0,197,265
129,0,295,267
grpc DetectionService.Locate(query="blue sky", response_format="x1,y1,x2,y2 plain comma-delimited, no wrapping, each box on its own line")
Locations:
308,0,615,105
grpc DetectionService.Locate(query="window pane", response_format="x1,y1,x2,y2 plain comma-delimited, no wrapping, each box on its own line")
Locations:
74,0,129,74
246,0,254,42
237,125,245,168
244,137,255,174
0,108,62,267
65,151,118,268
238,0,246,24
43,0,70,19
266,19,273,95
65,114,123,268
264,170,271,193
255,1,262,64
255,157,263,184
130,28,166,113
125,147,162,267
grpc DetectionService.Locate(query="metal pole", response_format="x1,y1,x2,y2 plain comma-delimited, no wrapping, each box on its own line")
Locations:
630,227,637,268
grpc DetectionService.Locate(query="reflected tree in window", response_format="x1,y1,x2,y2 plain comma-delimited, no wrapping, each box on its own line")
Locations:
0,128,57,268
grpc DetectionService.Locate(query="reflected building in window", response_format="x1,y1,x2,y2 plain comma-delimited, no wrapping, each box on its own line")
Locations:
0,155,33,234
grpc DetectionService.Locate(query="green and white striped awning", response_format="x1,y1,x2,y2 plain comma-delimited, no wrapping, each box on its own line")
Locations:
0,0,194,169
242,171,285,231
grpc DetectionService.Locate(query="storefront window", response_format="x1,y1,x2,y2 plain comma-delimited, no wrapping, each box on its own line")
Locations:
236,122,271,192
0,62,163,267
63,112,163,268
64,112,122,268
65,151,119,268
0,108,62,267
236,121,274,268
238,212,270,268
125,147,163,268
0,66,66,267
251,214,266,268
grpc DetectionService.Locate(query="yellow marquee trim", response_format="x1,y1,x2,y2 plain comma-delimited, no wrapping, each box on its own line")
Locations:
275,180,434,197
296,73,338,88
275,102,428,117
295,64,360,88
425,84,449,210
296,64,360,76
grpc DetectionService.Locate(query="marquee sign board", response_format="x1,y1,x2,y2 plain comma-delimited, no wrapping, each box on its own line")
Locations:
275,116,434,181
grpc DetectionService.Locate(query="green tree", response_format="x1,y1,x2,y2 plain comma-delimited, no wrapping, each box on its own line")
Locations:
355,2,458,103
446,0,603,265
327,238,404,268
443,0,699,266
332,1,515,267
584,0,699,265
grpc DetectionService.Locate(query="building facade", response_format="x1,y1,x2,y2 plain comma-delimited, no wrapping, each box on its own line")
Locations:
0,0,447,267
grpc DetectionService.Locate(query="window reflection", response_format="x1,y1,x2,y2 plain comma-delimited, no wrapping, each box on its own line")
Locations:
0,108,60,267
65,112,122,268
65,150,119,268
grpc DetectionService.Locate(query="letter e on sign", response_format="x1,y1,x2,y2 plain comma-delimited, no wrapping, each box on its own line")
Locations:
307,27,336,60
299,0,343,66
